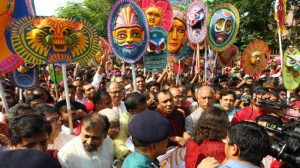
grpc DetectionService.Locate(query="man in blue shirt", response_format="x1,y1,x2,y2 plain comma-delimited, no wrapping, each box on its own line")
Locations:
122,110,170,168
198,121,270,168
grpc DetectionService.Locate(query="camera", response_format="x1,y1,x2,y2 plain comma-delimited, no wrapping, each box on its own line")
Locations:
265,121,300,167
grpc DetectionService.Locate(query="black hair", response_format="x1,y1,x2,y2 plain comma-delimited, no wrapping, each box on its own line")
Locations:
25,94,44,104
8,103,32,122
124,92,146,112
8,114,52,145
33,103,60,117
255,114,283,127
252,87,269,96
146,81,160,91
92,90,111,105
136,74,145,81
220,90,236,100
82,113,109,133
228,121,270,166
33,86,54,103
59,84,76,94
155,90,172,102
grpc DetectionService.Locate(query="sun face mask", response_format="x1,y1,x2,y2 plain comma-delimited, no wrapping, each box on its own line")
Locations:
108,0,149,64
10,16,99,64
283,47,300,90
186,1,207,44
207,3,239,51
241,39,270,76
144,27,168,72
137,0,173,31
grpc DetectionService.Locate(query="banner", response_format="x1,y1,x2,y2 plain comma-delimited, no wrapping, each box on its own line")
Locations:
158,147,186,168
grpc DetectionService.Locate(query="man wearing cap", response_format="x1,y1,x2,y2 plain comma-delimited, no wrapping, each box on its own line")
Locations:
122,110,170,168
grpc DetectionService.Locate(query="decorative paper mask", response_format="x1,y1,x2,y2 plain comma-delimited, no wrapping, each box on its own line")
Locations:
93,37,110,66
217,45,238,66
143,27,168,72
137,0,173,31
49,64,63,84
11,63,38,89
168,18,187,54
108,0,149,64
10,16,99,64
241,39,270,76
0,0,35,75
169,0,191,9
207,3,240,51
186,1,207,44
283,47,300,90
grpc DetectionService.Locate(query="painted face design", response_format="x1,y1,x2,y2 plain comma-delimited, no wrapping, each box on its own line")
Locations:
207,3,239,51
168,18,186,54
186,1,207,44
12,62,38,89
10,16,99,64
138,0,173,31
145,7,161,27
108,0,149,64
241,39,270,76
249,51,266,66
283,47,300,90
144,27,168,72
212,10,233,43
217,45,238,66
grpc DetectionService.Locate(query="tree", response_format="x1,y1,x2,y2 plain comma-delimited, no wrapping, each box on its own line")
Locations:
56,0,117,37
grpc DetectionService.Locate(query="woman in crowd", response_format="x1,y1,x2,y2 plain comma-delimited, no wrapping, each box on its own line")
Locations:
34,103,74,150
185,107,229,168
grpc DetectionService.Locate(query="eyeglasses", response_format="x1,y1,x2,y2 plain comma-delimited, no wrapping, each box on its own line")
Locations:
48,117,62,124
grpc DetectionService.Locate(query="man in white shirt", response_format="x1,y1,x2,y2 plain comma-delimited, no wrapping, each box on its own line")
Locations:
58,113,114,168
107,82,127,116
185,86,215,136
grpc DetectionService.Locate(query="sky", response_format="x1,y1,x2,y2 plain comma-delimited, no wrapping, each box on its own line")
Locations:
34,0,83,16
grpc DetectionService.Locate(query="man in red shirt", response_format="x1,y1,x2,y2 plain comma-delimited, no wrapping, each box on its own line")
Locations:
156,90,189,147
231,87,271,124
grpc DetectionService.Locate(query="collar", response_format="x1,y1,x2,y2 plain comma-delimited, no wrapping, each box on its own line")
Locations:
222,159,260,168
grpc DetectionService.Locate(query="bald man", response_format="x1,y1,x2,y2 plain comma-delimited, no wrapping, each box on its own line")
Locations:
107,82,127,115
169,88,190,117
185,86,215,135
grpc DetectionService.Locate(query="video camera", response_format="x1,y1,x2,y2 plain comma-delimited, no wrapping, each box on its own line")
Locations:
265,120,300,167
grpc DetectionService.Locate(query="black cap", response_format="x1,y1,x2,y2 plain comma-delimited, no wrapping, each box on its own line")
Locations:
129,110,170,143
0,149,61,168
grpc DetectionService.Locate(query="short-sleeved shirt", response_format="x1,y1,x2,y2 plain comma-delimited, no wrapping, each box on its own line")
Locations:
122,151,159,168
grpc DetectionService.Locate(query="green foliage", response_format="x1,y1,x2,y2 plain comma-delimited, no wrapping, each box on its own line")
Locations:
56,0,117,37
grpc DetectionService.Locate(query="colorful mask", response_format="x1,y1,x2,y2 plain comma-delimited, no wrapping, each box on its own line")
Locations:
169,0,191,9
168,18,187,54
186,1,207,44
93,37,110,66
241,39,270,76
108,0,149,64
217,45,238,66
283,47,300,90
0,0,35,75
144,27,168,71
11,63,38,89
49,64,63,84
10,16,99,64
137,0,173,31
207,3,240,51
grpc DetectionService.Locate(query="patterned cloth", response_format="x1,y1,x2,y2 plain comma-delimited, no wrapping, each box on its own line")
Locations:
185,139,225,168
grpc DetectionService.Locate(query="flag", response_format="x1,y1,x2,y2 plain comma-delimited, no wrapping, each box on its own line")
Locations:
274,0,287,33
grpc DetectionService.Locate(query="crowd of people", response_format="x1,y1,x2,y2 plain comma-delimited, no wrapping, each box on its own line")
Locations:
0,61,299,168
